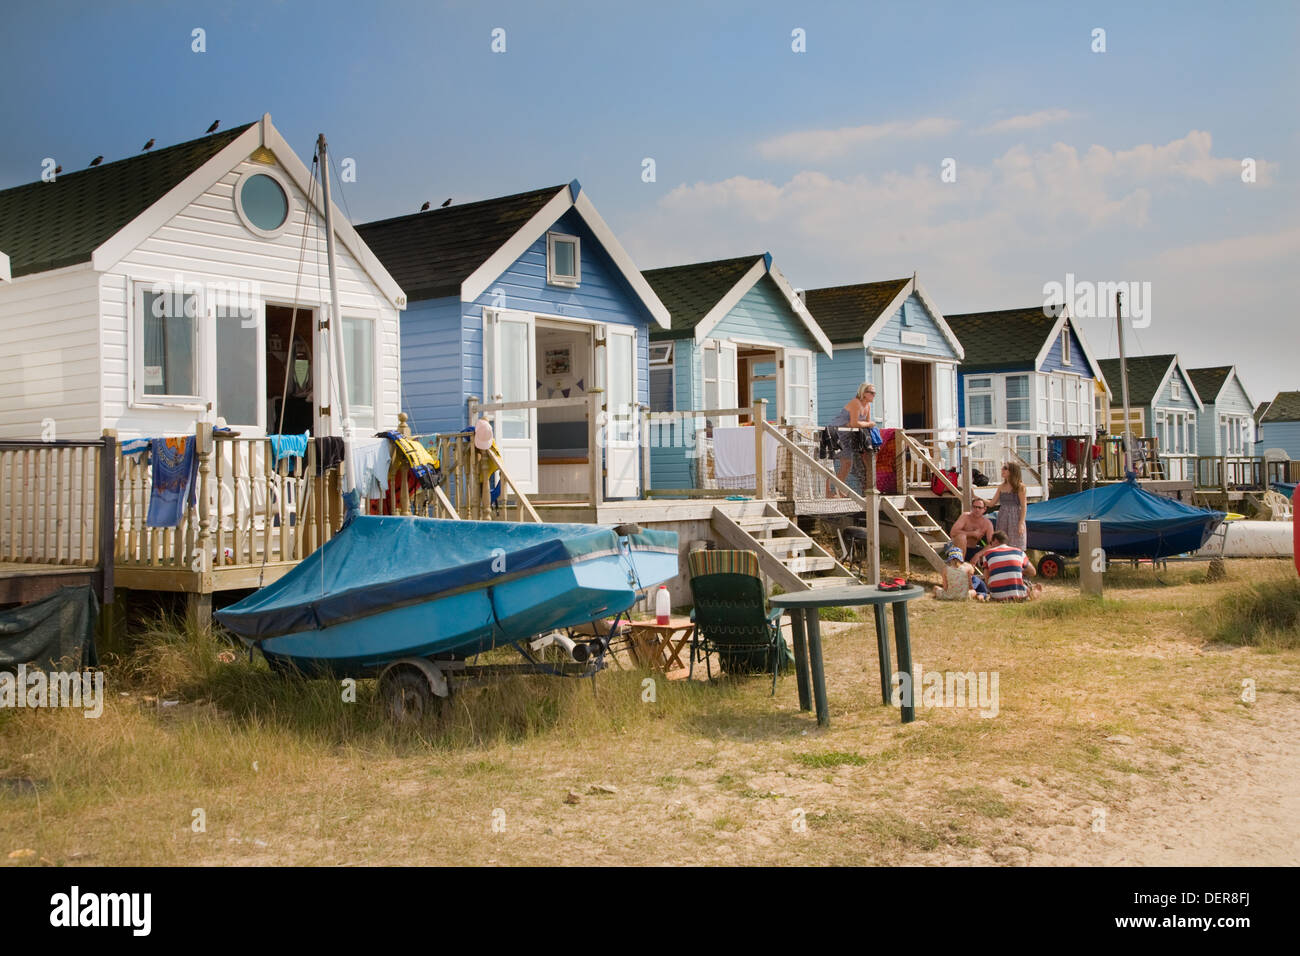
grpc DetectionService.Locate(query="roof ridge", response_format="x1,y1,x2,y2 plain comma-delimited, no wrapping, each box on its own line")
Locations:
0,122,255,196
642,253,763,276
356,184,567,230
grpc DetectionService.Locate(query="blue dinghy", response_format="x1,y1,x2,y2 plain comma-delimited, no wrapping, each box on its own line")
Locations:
215,516,678,676
1024,477,1224,559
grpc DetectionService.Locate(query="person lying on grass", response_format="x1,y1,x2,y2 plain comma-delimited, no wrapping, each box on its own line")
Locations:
931,543,988,602
977,530,1042,602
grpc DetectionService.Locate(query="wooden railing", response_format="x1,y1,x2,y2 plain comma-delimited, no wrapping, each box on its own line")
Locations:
646,402,767,498
1266,459,1300,486
115,425,346,575
409,427,540,522
1,437,114,570
469,393,598,507
1195,455,1265,491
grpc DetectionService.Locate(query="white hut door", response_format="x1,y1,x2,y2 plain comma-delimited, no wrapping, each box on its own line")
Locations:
934,362,957,466
782,349,814,425
604,324,640,498
484,308,538,494
880,356,903,429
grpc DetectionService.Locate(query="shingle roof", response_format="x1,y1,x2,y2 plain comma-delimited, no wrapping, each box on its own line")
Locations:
1254,401,1272,424
356,185,564,301
947,305,1066,370
0,124,253,278
1186,366,1232,403
1096,354,1178,407
1261,391,1300,423
803,278,910,344
642,255,762,339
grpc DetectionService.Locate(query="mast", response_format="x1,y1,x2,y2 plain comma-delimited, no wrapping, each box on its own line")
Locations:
317,134,357,503
1115,289,1133,477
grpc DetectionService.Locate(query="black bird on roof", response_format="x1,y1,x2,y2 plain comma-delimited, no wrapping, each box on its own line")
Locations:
206,120,219,134
89,155,103,166
142,138,155,151
420,201,431,211
54,165,63,176
441,198,451,207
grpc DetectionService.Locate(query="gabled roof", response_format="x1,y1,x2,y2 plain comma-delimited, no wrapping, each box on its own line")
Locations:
1254,400,1272,424
1261,391,1300,423
1097,354,1201,409
357,186,563,301
1187,365,1254,411
357,181,670,327
0,115,405,308
804,278,910,343
804,275,963,358
0,124,252,277
642,252,831,353
948,304,1063,368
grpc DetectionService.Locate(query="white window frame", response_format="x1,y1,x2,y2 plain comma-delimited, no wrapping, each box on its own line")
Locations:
1061,328,1072,366
649,340,675,413
649,342,673,366
341,314,378,433
133,280,204,407
1171,378,1181,401
546,232,581,288
965,376,995,428
783,349,813,426
233,166,293,240
213,299,265,430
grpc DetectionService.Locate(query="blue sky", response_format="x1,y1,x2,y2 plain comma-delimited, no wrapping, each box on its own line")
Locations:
3,0,1297,399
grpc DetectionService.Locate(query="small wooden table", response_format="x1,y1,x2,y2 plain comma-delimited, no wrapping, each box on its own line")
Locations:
626,616,696,672
770,584,925,726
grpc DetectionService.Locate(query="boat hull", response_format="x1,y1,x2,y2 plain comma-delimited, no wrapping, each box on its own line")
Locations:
215,516,678,677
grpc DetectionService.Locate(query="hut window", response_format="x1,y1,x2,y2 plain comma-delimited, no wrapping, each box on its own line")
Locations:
547,233,581,287
342,317,375,427
1171,378,1181,401
136,285,200,402
967,377,994,427
215,303,259,426
1061,329,1072,365
235,169,291,238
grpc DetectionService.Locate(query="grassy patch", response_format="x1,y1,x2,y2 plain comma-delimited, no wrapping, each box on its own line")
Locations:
793,751,868,768
1203,576,1300,649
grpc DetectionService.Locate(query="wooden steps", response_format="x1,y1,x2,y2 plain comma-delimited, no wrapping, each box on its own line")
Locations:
710,504,856,592
881,495,948,573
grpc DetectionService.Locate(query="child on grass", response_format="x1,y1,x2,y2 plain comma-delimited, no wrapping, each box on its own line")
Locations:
932,544,987,601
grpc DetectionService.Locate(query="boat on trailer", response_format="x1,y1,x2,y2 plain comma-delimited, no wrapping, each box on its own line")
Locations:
216,515,678,677
1024,477,1225,577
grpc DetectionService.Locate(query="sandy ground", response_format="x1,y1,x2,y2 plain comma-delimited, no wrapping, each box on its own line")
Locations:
1025,690,1300,866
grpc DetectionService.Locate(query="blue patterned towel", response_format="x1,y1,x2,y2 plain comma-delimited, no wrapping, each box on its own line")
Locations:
146,437,197,528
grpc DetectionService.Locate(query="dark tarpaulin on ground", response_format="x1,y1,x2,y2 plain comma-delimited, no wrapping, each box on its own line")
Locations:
0,586,99,671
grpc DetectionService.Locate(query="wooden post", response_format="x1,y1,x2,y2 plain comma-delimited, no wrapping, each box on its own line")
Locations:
589,389,604,509
640,405,651,498
1039,434,1051,501
866,485,881,584
397,411,411,437
960,428,973,514
192,422,214,631
1079,519,1103,596
753,399,767,499
99,430,117,608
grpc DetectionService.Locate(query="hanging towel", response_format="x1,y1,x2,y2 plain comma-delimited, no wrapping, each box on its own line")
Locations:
146,436,197,528
269,432,310,467
712,426,779,481
314,436,345,476
120,438,151,458
378,431,442,490
351,438,391,499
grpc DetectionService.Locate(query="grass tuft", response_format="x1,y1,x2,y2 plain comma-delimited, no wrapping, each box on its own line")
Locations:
1202,576,1300,649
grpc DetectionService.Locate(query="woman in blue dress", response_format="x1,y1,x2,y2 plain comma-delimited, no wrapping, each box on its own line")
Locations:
827,383,883,495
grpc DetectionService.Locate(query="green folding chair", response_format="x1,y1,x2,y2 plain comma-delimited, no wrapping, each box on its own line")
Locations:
687,549,794,694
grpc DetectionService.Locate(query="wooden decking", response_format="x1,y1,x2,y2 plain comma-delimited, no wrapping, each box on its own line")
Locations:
0,561,101,605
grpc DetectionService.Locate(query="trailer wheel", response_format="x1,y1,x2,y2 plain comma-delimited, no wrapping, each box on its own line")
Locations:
379,667,439,725
1037,553,1064,579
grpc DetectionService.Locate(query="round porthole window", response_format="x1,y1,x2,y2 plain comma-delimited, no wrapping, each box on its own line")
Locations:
235,169,290,237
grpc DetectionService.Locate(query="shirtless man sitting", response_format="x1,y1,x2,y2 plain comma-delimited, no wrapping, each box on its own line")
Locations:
949,497,995,563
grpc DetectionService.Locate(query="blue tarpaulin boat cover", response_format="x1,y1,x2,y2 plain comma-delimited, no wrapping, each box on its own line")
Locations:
215,516,677,640
1024,478,1224,558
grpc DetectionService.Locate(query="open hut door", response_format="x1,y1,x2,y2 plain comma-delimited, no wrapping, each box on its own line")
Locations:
603,324,640,498
484,308,538,494
876,355,903,428
934,362,957,466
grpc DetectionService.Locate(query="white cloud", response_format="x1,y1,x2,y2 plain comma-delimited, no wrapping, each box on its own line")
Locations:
757,117,959,162
981,109,1074,133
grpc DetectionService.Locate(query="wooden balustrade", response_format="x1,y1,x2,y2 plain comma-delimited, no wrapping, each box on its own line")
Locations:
0,439,108,567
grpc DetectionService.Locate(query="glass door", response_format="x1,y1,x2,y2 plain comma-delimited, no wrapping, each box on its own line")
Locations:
484,309,538,494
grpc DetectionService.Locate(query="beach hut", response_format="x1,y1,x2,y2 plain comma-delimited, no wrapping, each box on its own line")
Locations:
356,183,669,500
0,114,406,441
640,253,831,490
1186,366,1258,488
947,304,1110,467
1257,392,1300,460
1097,355,1203,481
809,276,963,439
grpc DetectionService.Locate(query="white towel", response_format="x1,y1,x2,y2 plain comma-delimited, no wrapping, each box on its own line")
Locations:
712,426,779,480
350,438,392,499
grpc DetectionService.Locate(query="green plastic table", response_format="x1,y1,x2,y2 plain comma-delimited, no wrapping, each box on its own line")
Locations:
770,584,925,726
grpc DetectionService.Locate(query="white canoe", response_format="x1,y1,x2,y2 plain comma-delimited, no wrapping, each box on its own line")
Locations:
1193,520,1294,558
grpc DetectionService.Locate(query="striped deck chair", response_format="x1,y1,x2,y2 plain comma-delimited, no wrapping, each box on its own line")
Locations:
687,549,793,694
